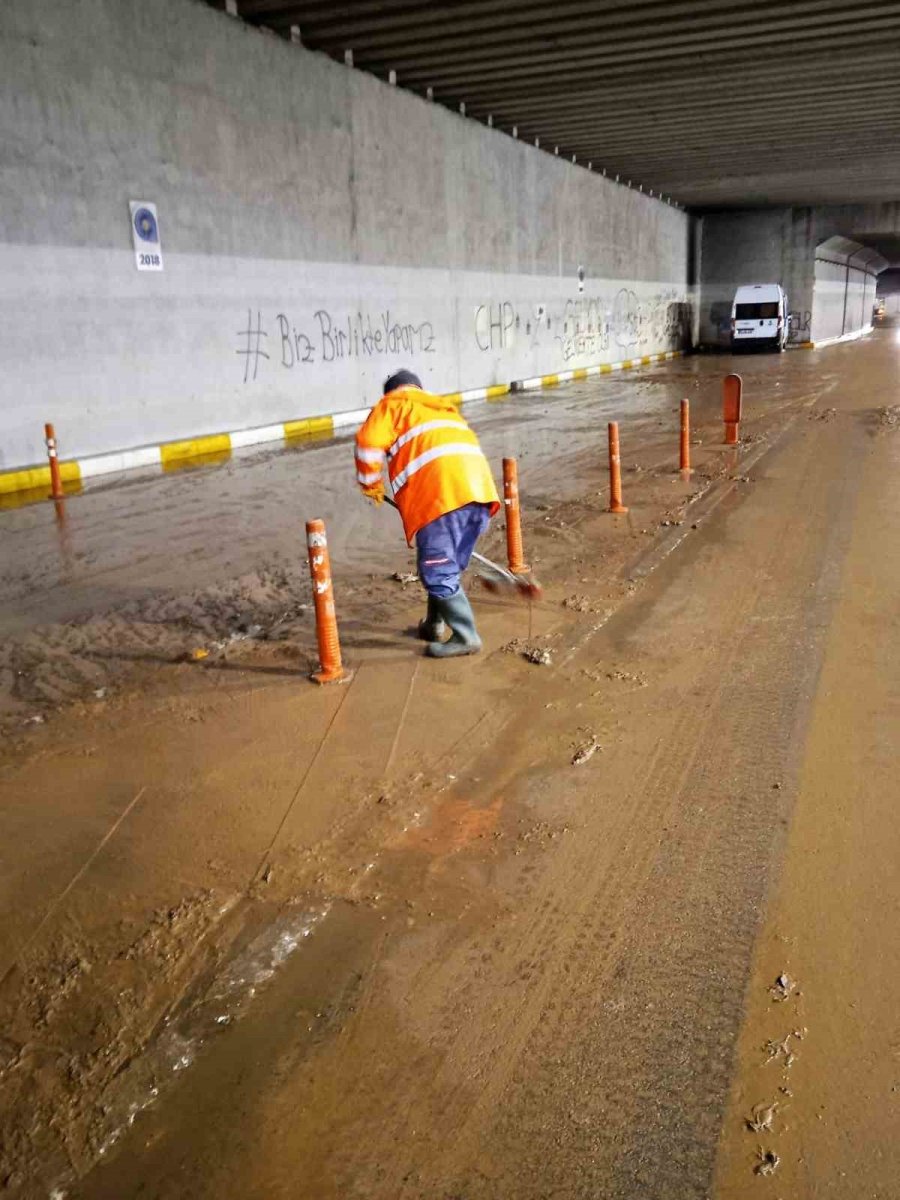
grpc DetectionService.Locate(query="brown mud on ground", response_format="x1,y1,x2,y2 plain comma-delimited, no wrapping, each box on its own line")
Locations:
0,350,828,733
2,344,883,1198
713,391,900,1198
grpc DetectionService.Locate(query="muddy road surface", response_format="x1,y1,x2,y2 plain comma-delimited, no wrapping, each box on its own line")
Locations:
1,340,898,1198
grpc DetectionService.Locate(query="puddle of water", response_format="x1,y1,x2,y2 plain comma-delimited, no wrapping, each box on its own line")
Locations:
53,903,330,1191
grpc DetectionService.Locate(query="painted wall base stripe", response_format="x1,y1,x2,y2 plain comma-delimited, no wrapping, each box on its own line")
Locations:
0,350,685,500
78,445,162,479
160,433,232,465
332,407,372,430
284,415,334,440
0,459,82,496
807,325,873,350
229,423,286,450
509,349,681,393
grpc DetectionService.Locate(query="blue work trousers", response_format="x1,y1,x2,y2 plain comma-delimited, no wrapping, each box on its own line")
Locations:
415,502,493,599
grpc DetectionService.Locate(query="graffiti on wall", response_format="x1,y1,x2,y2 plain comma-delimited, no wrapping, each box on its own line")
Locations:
473,288,691,362
788,310,811,341
236,308,437,382
474,302,517,351
235,288,691,385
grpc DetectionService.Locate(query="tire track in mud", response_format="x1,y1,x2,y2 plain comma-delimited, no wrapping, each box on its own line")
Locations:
325,416,858,1197
415,416,862,1198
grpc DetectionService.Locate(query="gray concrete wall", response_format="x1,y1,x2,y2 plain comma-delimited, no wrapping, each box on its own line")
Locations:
698,202,900,346
697,209,815,345
0,0,692,471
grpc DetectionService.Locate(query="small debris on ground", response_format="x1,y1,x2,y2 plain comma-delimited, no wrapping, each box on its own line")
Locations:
503,638,553,665
770,972,797,1002
563,594,591,612
571,733,601,766
754,1148,780,1177
187,648,209,662
811,407,837,422
764,1028,805,1068
607,668,648,688
261,864,274,884
746,1101,779,1133
878,404,900,431
23,714,45,726
390,571,419,586
525,646,553,666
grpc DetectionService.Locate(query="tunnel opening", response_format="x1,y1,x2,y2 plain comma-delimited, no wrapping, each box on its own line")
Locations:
810,235,891,344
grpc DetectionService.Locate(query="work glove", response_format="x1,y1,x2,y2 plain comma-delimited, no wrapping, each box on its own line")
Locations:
362,481,385,506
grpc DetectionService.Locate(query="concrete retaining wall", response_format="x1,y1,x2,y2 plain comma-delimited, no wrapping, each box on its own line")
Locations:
0,0,692,472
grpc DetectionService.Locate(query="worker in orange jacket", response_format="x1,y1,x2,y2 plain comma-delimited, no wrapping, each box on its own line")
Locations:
355,369,500,657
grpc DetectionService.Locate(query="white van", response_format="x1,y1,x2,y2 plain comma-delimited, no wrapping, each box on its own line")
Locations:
730,284,789,352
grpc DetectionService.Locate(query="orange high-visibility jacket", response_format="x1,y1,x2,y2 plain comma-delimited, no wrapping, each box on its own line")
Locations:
355,386,500,543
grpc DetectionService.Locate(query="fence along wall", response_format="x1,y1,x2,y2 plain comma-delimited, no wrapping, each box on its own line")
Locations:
0,0,692,472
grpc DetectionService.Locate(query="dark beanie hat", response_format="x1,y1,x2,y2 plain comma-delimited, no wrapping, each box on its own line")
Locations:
383,369,422,394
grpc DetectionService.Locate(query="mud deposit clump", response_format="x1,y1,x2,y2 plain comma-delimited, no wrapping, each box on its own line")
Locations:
0,565,313,733
877,404,900,432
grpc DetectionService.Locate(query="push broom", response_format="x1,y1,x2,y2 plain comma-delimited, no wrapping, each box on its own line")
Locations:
383,496,542,601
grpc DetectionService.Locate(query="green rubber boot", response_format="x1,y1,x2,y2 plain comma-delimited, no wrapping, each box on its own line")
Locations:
426,591,482,658
417,594,447,642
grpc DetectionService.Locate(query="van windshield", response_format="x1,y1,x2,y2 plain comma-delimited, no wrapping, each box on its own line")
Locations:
736,302,779,319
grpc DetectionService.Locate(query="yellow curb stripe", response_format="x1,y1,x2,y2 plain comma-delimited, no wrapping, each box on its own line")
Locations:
0,349,692,500
641,355,653,365
283,415,335,440
160,433,232,466
0,460,82,495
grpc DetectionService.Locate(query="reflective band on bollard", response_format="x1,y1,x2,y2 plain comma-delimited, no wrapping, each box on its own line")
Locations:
723,373,743,446
607,421,628,514
305,519,346,685
45,422,64,500
502,457,529,574
680,398,692,475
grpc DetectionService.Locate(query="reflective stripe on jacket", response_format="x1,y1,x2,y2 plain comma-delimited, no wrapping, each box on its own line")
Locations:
355,386,500,542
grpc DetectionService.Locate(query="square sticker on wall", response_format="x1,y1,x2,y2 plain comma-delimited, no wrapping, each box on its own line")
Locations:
129,201,163,271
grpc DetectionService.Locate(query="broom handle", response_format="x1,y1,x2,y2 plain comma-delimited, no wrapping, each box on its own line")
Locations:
382,495,518,583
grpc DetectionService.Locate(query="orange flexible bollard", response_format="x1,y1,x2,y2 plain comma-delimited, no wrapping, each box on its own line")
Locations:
723,373,742,445
607,422,628,514
502,457,529,574
305,519,346,684
680,398,692,474
45,423,64,500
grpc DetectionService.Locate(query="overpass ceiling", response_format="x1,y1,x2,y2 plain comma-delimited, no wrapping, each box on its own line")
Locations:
214,0,900,210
